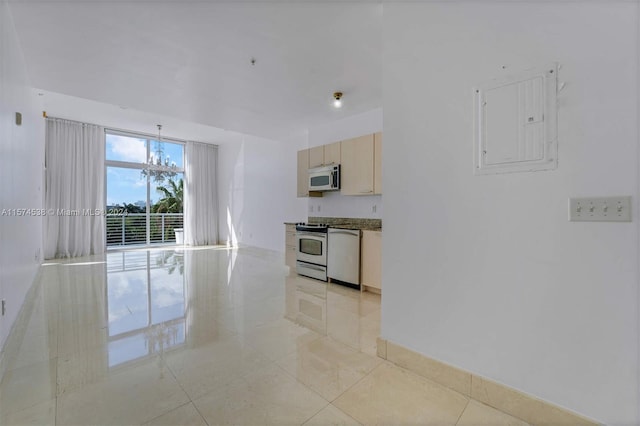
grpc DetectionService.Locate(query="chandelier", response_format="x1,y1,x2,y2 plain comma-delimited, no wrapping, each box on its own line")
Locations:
144,322,181,356
142,124,177,183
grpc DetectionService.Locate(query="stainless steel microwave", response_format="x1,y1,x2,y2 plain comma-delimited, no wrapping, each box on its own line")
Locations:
308,165,340,191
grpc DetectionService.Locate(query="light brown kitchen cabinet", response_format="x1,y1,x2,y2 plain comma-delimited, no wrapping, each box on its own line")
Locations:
309,142,341,168
324,141,341,165
309,146,324,168
340,134,375,195
374,132,382,195
285,224,297,272
361,230,382,293
297,149,309,197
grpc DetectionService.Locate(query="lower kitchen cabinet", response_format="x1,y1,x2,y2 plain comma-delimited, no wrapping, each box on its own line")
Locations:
361,230,382,293
285,224,297,272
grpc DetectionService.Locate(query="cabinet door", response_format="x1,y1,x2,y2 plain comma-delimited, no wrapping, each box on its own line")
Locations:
285,224,297,270
324,141,341,165
341,134,374,195
297,149,309,197
374,132,382,194
309,146,324,168
361,230,382,291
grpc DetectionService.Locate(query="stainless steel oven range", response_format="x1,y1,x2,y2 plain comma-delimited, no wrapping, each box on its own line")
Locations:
295,223,329,281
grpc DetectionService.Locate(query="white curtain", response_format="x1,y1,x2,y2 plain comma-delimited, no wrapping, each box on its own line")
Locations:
44,118,105,259
184,142,218,246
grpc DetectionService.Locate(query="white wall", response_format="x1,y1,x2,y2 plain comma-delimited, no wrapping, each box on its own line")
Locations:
383,2,638,424
218,133,307,252
0,0,45,351
37,90,238,145
307,108,383,219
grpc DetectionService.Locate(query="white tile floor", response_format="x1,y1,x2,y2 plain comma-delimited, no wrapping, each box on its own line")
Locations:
0,246,528,425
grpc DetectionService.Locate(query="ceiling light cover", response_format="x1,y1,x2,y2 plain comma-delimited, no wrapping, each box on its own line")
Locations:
333,92,343,108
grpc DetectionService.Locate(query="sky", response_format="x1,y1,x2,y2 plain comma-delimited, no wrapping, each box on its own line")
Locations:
106,134,184,207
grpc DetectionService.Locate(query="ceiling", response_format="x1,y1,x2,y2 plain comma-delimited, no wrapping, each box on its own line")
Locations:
9,1,383,140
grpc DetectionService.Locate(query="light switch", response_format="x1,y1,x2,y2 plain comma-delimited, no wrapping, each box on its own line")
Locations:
568,196,631,222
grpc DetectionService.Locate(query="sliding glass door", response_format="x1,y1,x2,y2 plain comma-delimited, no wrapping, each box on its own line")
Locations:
105,130,185,247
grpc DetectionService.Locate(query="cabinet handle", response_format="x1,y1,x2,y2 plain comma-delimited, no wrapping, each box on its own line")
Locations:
359,190,373,194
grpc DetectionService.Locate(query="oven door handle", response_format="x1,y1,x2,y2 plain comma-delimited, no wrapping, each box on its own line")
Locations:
296,231,327,238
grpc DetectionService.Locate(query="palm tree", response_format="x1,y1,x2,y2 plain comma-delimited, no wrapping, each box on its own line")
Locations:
153,178,183,213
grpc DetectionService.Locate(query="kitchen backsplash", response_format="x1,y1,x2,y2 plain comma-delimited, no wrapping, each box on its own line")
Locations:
308,216,382,230
307,191,382,219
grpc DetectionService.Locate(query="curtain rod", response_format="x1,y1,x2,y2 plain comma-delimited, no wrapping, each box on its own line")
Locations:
45,115,101,128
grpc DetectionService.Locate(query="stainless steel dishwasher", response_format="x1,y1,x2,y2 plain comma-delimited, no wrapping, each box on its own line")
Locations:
327,228,361,288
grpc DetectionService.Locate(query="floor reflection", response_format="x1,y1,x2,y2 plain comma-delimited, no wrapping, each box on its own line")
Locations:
284,273,381,356
106,250,186,367
0,246,383,426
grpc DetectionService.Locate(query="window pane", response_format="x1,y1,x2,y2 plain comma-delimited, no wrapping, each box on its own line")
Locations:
107,167,147,246
152,173,183,213
150,173,184,244
107,166,147,208
106,134,147,163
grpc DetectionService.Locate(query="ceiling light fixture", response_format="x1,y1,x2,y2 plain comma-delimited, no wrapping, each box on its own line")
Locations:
142,124,177,183
333,92,343,108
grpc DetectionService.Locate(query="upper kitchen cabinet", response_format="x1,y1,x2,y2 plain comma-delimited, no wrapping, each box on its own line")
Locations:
297,149,309,197
309,146,324,168
309,142,341,168
324,141,341,166
374,132,382,194
341,134,375,195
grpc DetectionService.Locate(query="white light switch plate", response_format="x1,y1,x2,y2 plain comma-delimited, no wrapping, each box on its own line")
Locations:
568,196,631,222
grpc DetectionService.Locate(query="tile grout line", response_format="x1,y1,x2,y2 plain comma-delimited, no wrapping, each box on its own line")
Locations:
270,361,331,404
157,355,211,426
453,398,471,426
298,402,332,426
266,361,365,426
55,272,62,426
327,356,385,405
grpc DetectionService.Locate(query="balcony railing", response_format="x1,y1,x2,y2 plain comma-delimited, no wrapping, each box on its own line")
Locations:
106,213,184,246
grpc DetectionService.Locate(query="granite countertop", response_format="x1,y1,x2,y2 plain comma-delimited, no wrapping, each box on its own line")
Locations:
285,218,382,231
284,222,382,231
311,217,382,231
328,224,382,231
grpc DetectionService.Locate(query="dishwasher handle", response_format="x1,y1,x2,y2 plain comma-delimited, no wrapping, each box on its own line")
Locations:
328,229,360,237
